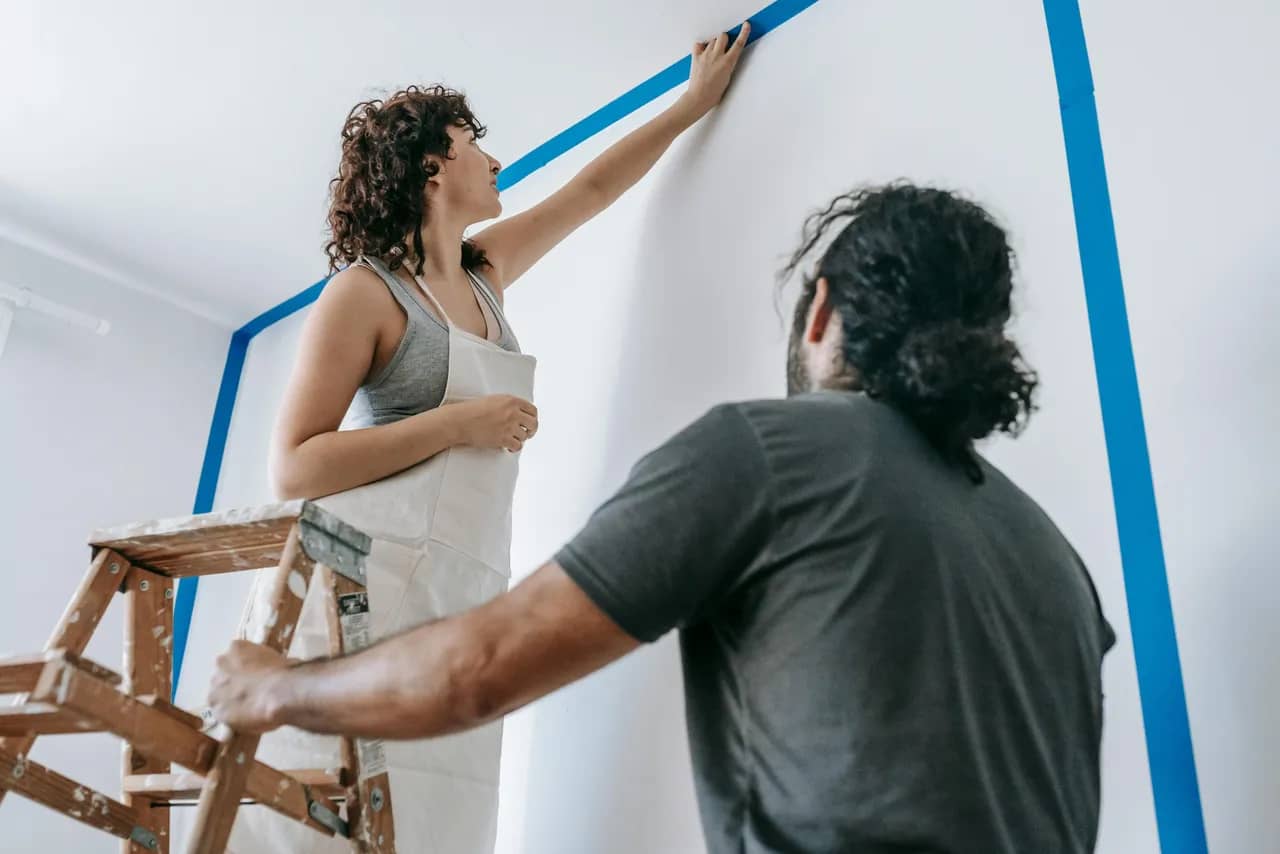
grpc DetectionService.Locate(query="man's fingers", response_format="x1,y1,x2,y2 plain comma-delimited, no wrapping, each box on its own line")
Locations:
730,21,751,53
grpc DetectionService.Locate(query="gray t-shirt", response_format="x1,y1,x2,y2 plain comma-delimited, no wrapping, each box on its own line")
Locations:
557,391,1115,854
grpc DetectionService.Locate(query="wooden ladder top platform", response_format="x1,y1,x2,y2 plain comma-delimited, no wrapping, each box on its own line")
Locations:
89,500,371,581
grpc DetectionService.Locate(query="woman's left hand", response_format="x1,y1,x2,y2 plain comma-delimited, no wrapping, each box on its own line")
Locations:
678,21,751,120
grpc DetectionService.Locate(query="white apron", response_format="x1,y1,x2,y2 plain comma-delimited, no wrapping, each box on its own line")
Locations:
227,274,536,853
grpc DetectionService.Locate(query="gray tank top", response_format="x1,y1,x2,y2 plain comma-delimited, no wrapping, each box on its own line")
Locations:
344,255,521,428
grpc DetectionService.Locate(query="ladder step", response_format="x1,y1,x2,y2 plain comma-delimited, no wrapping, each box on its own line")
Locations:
0,655,52,694
0,650,121,694
0,703,100,736
134,694,207,730
124,770,345,803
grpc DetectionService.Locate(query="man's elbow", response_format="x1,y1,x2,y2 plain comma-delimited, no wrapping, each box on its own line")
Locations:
441,632,505,732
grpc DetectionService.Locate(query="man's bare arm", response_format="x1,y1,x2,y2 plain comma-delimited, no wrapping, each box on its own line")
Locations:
210,562,640,739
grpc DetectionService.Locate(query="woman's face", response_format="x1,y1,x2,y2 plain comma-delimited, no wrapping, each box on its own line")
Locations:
432,123,503,224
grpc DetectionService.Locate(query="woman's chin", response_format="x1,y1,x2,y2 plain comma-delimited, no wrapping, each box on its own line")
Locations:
469,199,502,226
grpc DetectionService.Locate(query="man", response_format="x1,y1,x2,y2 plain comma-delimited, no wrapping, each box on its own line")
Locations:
211,184,1115,853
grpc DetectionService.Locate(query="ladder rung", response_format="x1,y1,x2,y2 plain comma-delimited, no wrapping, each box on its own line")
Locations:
124,770,345,803
0,703,100,736
0,650,121,694
0,655,51,694
134,694,207,730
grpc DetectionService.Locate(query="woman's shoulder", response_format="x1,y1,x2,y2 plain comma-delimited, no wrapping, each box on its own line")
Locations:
321,262,397,308
307,262,405,339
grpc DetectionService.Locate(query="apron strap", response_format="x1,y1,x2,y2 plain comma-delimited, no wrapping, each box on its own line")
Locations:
410,273,457,328
413,271,499,342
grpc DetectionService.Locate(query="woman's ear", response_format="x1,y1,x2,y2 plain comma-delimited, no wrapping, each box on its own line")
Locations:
423,154,446,190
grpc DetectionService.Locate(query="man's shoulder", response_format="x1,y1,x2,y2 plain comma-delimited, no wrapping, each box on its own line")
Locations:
727,391,895,437
665,393,887,476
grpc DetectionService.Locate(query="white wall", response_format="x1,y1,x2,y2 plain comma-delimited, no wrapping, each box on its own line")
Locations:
175,2,1278,853
502,3,1158,850
0,235,229,852
1084,1,1280,849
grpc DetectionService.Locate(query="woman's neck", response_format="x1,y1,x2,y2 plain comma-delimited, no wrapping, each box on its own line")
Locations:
410,212,466,279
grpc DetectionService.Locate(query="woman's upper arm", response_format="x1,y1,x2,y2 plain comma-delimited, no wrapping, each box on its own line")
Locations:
272,268,385,457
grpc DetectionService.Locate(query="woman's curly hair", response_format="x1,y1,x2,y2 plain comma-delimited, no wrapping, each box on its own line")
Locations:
782,183,1039,482
325,84,490,275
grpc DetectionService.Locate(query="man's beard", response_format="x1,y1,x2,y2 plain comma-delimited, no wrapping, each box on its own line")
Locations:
787,330,860,396
786,330,810,396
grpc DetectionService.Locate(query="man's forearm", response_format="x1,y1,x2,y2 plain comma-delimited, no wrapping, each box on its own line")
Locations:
268,615,490,740
236,563,639,742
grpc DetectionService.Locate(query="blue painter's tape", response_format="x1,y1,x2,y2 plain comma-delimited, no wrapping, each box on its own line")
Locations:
497,57,692,189
500,0,819,188
172,0,824,695
172,328,250,694
239,279,329,338
1042,1,1207,851
175,8,1204,851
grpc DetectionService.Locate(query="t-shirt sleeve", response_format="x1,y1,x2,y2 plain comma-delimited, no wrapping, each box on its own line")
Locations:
1069,544,1117,655
555,404,772,643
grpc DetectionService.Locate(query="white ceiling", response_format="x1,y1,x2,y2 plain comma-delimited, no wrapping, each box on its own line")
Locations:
1,0,761,326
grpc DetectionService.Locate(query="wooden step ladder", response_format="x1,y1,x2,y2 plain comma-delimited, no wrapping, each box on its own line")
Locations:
0,501,396,853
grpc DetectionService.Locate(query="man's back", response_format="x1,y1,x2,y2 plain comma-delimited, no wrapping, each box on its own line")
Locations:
559,391,1114,853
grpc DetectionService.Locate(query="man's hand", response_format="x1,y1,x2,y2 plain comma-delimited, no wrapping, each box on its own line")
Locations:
208,640,291,734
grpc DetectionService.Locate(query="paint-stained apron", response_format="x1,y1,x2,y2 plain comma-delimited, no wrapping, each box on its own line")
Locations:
226,278,536,853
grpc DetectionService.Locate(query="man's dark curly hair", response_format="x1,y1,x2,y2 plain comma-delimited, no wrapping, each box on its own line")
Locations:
325,84,491,276
782,183,1039,482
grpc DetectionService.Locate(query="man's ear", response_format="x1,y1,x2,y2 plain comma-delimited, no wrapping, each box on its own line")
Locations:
806,277,836,343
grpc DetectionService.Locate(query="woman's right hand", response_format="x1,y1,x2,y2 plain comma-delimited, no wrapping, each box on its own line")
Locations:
676,21,751,122
449,395,539,452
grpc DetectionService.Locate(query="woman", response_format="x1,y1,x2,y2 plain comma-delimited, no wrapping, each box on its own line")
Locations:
227,24,751,854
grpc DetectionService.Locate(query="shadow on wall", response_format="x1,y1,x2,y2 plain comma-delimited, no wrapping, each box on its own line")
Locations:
517,116,790,853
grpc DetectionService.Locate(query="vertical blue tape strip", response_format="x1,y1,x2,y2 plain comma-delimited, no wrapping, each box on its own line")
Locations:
171,0,823,694
1042,2,1207,851
172,329,250,695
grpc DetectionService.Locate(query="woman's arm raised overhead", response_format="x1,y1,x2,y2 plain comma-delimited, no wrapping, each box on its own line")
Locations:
473,23,751,290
